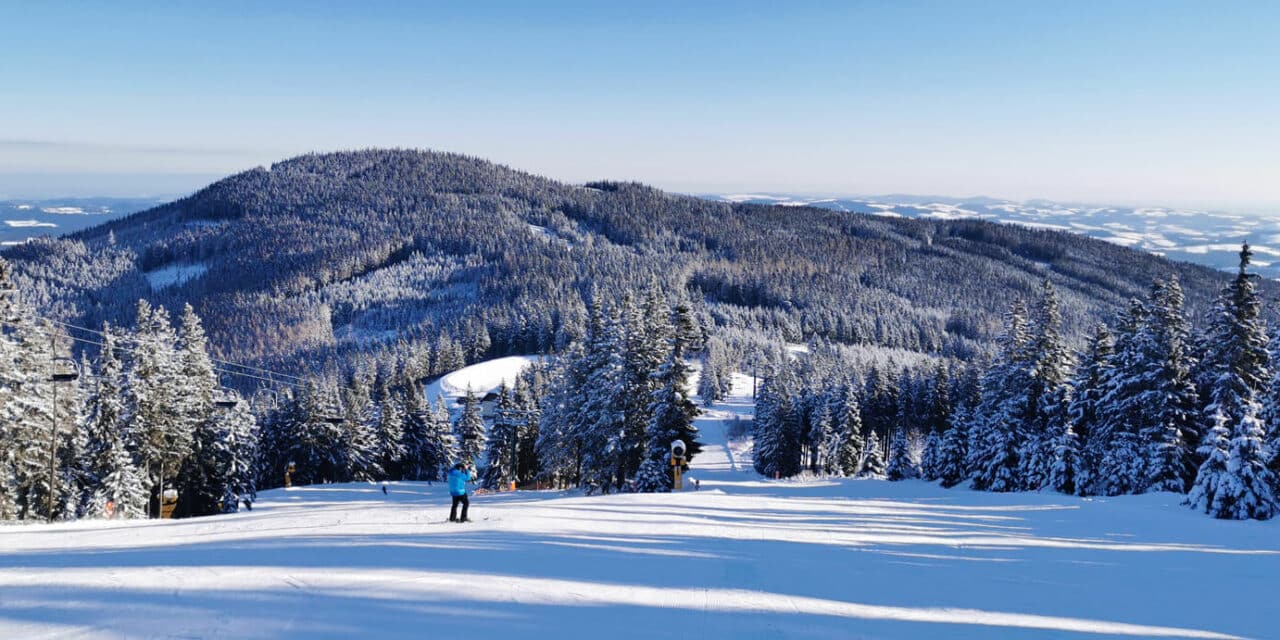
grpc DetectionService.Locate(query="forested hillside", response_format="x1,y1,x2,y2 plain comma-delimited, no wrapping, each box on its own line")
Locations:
2,149,1250,381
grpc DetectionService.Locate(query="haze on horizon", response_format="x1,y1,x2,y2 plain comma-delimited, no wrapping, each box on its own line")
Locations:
2,1,1278,214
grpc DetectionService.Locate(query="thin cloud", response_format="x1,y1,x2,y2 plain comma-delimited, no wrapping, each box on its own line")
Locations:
0,138,270,156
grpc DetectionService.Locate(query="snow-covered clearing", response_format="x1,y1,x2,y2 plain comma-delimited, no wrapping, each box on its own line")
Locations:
144,262,208,290
2,384,1276,639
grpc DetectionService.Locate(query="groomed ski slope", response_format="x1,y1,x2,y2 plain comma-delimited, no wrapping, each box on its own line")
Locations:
1,380,1278,639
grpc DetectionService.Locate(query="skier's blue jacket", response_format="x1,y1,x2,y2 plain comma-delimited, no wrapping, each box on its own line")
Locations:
448,468,473,496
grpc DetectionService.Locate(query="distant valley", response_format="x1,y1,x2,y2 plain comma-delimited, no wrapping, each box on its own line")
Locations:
707,193,1280,279
0,197,167,244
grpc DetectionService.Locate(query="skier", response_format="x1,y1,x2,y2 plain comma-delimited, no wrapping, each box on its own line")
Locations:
448,462,476,522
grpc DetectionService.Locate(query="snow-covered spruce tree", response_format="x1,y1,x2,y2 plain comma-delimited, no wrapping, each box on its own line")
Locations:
454,386,487,467
861,366,899,471
514,380,542,484
1260,331,1280,486
697,343,730,406
1068,324,1114,496
78,325,127,515
3,286,81,520
1140,278,1200,494
175,304,227,516
87,427,149,519
1046,418,1083,495
1187,411,1232,518
753,365,802,479
969,301,1032,492
433,396,458,467
617,293,659,487
1187,243,1277,519
919,365,952,481
280,382,346,485
920,431,942,481
127,300,190,515
400,380,450,482
481,383,519,490
218,400,259,512
0,260,20,519
374,376,406,480
1019,281,1075,491
340,374,381,482
535,345,583,487
633,457,669,493
828,384,863,476
936,409,969,488
639,339,701,492
885,427,919,481
859,428,887,477
570,298,629,490
925,364,953,436
1098,426,1146,496
807,403,833,474
1094,299,1150,496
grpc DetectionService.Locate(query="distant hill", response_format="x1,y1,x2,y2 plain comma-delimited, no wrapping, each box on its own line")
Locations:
708,193,1280,279
2,150,1252,378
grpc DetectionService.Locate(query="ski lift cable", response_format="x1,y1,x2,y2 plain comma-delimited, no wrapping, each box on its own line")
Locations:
45,318,308,382
0,319,305,389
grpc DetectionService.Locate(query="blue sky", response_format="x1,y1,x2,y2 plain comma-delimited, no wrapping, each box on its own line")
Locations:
1,1,1277,211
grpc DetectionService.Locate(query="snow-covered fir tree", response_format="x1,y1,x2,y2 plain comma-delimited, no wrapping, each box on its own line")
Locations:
374,375,407,480
1187,244,1277,519
859,428,887,477
1094,300,1150,495
752,365,803,479
885,427,919,481
1140,278,1200,494
806,403,833,474
277,382,346,485
1069,324,1114,496
454,387,487,467
935,416,969,488
481,383,519,490
341,374,382,482
79,325,128,516
920,431,941,481
400,381,451,482
128,300,190,514
514,378,542,484
827,384,863,476
1046,420,1082,495
969,301,1032,492
175,304,226,516
217,400,259,512
640,347,700,492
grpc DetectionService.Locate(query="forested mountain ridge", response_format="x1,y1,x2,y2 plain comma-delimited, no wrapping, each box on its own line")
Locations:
1,149,1255,377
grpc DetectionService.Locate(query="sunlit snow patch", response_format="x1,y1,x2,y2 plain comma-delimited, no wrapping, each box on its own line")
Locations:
144,263,208,290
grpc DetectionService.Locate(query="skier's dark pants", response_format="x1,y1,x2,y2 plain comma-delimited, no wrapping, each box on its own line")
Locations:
450,494,470,521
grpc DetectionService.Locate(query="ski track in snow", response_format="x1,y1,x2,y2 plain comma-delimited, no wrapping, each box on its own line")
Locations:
0,380,1276,639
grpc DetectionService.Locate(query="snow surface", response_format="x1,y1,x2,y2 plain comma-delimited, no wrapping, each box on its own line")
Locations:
1,379,1277,639
143,262,208,290
422,355,547,403
3,219,57,228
